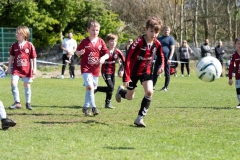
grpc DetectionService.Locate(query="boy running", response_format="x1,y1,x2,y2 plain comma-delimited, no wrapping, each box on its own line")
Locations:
115,16,164,127
76,20,109,116
95,33,125,109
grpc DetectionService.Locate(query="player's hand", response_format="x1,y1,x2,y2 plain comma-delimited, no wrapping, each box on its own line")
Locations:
229,79,233,86
76,49,85,56
123,80,131,88
167,59,171,64
7,68,12,74
118,71,124,78
99,57,105,64
33,69,36,75
157,68,164,75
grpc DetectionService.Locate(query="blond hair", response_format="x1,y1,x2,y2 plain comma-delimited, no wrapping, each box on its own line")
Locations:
87,20,100,29
16,26,30,40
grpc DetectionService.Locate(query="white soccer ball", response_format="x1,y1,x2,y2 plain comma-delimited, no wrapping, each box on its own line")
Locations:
196,56,222,82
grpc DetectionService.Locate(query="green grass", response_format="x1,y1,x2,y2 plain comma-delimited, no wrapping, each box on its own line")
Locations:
0,72,240,160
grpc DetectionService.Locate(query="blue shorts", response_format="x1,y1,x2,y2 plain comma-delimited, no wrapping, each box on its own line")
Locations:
82,73,99,89
12,75,33,83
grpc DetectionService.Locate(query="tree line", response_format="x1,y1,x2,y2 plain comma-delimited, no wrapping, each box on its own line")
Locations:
0,0,239,48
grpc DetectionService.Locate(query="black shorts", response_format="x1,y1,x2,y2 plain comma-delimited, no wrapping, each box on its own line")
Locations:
127,74,152,90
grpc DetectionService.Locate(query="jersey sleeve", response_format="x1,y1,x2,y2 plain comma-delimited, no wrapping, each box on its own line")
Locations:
29,42,37,59
100,39,109,57
9,43,15,56
76,40,84,51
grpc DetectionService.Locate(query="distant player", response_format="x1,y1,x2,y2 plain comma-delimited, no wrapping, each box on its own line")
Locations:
76,20,109,116
115,16,165,127
0,101,16,130
7,26,37,110
94,33,125,109
228,37,240,108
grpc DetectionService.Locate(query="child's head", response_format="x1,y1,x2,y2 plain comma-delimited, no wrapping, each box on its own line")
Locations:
145,16,162,40
106,33,118,49
235,37,240,52
87,20,100,39
16,26,30,41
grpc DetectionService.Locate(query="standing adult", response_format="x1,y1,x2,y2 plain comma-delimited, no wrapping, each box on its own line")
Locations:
215,40,225,77
179,40,192,77
60,32,77,79
152,26,175,91
201,38,212,57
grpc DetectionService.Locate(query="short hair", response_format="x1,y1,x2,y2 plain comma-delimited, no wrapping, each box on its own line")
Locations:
146,16,162,33
87,20,100,29
235,37,240,44
16,26,30,40
105,33,118,43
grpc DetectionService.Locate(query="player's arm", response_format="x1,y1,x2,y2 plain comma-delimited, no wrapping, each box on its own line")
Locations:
32,58,37,75
75,41,85,57
7,55,14,74
157,46,165,75
228,55,234,85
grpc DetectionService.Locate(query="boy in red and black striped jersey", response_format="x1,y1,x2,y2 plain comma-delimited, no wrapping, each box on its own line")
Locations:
115,16,165,127
94,34,125,109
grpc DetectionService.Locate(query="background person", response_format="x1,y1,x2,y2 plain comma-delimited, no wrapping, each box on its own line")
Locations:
152,26,175,91
60,32,77,79
215,40,225,77
201,38,212,57
125,38,133,55
65,52,75,79
179,40,192,77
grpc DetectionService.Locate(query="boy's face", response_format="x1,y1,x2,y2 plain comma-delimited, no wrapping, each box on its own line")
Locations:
235,40,240,52
87,25,100,38
108,39,117,49
145,28,159,41
16,31,25,41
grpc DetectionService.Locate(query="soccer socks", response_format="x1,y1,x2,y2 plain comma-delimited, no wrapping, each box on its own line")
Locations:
0,101,7,119
84,89,96,108
138,96,151,116
119,89,127,99
11,85,20,103
24,87,31,103
95,86,108,93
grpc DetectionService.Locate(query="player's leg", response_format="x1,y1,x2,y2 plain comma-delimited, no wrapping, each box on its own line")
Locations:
0,101,16,130
235,80,240,108
104,74,115,109
61,54,67,79
95,74,108,94
134,76,153,127
82,73,92,116
23,79,33,110
9,75,21,109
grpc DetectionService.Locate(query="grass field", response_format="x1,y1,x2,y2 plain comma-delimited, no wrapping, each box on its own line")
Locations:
1,69,240,160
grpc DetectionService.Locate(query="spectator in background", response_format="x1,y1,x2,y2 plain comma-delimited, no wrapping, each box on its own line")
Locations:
152,26,175,91
125,39,133,54
60,32,77,79
201,38,212,57
179,40,192,77
215,40,225,77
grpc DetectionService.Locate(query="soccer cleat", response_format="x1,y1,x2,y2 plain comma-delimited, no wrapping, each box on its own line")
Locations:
92,107,99,116
9,102,22,109
115,85,124,103
26,103,33,110
134,115,146,127
236,104,240,109
160,87,168,92
105,103,115,109
82,107,90,116
1,118,17,130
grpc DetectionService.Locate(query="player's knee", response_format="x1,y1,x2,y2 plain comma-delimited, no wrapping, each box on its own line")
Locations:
86,85,92,90
146,90,153,97
108,86,114,92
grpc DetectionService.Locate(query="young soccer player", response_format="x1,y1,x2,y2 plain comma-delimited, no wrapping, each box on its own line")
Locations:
0,101,16,130
75,20,109,116
228,37,240,108
7,26,37,110
94,33,125,109
115,16,165,127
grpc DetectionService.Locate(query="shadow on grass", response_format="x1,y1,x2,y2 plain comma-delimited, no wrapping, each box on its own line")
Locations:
104,146,135,150
34,120,109,126
32,105,82,109
7,112,80,117
157,106,233,110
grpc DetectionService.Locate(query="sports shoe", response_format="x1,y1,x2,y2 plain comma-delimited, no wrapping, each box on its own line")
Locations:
105,103,115,109
92,107,99,116
1,118,17,130
160,87,168,92
26,103,33,110
236,104,240,109
60,75,64,79
134,115,146,127
9,102,22,109
115,85,124,103
82,107,91,116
